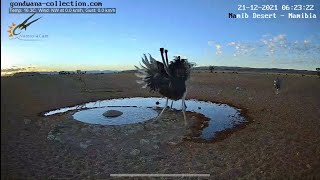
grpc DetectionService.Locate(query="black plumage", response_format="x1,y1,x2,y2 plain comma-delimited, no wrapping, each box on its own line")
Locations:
135,48,193,126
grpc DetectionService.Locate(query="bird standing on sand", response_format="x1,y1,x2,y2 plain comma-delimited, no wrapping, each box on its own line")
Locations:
274,77,281,95
135,48,193,126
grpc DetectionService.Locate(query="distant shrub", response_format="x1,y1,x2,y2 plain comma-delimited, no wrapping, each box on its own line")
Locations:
209,66,214,73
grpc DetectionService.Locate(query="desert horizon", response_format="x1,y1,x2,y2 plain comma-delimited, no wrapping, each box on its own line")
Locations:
2,65,319,77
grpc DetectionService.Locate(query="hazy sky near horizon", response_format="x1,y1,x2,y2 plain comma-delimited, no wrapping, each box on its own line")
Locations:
1,0,320,74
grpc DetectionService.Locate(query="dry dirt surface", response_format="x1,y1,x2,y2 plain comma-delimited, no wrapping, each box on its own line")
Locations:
1,72,320,179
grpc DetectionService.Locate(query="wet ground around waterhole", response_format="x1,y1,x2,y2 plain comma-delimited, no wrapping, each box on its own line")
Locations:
44,97,248,142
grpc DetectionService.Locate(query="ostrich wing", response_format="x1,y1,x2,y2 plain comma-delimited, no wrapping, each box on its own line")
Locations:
135,54,170,92
168,57,191,81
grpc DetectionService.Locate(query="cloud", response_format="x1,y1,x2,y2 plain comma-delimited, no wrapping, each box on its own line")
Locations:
303,39,310,45
260,34,287,57
227,42,236,46
1,66,35,73
208,40,222,55
228,42,256,56
273,34,286,42
257,34,320,62
1,67,26,72
209,33,320,64
215,44,222,55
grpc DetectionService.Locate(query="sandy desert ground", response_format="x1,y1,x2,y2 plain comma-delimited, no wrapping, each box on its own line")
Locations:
1,72,320,179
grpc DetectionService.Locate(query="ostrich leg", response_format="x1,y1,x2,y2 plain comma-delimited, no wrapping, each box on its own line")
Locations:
170,100,174,110
157,98,168,119
182,92,187,127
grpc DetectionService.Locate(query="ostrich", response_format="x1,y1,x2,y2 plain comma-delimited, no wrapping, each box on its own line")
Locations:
274,77,281,95
135,48,193,126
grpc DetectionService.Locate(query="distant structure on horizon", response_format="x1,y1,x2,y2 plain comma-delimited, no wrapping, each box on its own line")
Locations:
76,70,86,74
57,70,116,74
58,71,71,75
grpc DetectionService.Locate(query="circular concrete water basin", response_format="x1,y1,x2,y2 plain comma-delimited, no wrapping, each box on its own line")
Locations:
74,107,158,125
44,97,248,141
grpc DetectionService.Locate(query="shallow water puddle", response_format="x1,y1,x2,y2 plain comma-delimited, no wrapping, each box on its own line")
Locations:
44,97,247,141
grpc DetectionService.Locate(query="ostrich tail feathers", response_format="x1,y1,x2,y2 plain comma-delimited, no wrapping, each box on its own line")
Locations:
134,73,147,79
136,80,145,84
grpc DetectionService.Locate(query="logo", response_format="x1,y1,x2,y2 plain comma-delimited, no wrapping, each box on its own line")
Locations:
7,13,48,41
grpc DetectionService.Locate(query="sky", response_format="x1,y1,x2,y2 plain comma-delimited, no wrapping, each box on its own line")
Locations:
1,0,320,75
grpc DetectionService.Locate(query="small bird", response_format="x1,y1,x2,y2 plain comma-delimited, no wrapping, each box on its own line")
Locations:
135,48,193,126
274,77,281,95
